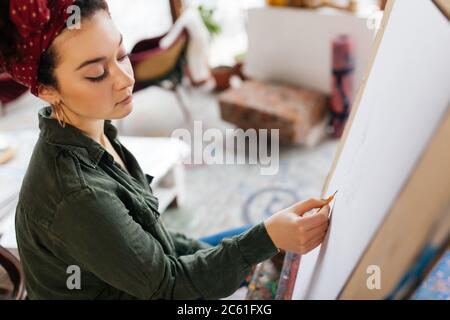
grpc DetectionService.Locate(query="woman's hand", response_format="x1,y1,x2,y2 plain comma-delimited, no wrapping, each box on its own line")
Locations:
264,198,330,254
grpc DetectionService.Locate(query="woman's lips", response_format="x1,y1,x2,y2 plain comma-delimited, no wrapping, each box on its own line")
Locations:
116,95,132,105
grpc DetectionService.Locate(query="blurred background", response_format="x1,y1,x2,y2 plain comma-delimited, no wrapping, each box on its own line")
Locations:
5,0,447,301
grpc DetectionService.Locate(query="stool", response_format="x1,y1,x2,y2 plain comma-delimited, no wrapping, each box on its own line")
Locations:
218,80,328,145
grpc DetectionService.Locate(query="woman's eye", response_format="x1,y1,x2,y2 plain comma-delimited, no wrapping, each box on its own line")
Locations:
86,71,108,82
84,53,128,83
118,53,129,62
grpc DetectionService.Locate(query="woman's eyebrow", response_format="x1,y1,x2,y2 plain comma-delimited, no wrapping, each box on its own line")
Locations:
75,34,124,71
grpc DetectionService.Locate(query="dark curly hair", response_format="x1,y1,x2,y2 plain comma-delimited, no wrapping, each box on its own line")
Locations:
0,0,109,89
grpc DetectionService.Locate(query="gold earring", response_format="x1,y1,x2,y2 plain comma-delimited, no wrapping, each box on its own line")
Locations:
53,101,66,128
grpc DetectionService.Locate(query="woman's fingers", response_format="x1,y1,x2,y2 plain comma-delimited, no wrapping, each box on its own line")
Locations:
305,220,329,236
290,198,327,216
299,205,330,230
305,237,325,253
264,198,331,254
294,211,329,254
299,231,327,254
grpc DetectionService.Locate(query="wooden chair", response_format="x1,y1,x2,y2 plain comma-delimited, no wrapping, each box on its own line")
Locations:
129,31,190,121
0,246,26,300
169,0,184,23
129,0,191,121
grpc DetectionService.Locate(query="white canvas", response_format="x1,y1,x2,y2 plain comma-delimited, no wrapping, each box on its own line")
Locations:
293,0,450,299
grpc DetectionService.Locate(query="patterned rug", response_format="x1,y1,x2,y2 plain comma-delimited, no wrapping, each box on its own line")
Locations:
161,138,339,239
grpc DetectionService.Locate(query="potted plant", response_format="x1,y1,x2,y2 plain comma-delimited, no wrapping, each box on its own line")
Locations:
187,5,246,91
198,5,234,91
198,5,222,37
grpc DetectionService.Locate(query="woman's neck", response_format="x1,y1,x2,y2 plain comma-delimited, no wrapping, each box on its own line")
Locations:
76,118,107,147
51,109,107,147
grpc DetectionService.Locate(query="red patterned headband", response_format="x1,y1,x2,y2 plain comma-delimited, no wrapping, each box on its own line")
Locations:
1,0,75,96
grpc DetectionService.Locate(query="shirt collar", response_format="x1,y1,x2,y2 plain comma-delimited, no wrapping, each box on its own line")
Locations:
38,106,119,168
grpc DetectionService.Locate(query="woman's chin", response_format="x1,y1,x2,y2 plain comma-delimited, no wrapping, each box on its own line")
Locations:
111,102,133,120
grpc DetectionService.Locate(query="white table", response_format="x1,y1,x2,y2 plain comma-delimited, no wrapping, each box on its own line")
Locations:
0,129,189,248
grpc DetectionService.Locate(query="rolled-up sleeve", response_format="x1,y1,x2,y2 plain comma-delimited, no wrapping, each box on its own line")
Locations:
51,187,279,299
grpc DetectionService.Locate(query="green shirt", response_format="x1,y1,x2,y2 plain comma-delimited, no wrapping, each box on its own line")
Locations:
15,106,279,300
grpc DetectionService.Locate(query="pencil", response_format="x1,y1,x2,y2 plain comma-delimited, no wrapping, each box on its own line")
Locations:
322,190,338,206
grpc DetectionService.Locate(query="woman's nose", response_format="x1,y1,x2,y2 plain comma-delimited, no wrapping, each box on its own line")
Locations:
113,62,135,91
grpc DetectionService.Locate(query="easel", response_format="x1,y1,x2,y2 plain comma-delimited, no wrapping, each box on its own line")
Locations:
280,0,450,299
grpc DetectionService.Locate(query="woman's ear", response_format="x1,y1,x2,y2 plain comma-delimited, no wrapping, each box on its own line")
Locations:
37,84,60,105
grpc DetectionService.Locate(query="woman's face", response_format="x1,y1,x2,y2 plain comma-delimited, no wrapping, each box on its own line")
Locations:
40,10,135,120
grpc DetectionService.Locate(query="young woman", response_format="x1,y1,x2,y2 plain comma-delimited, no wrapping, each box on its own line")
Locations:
0,0,330,299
